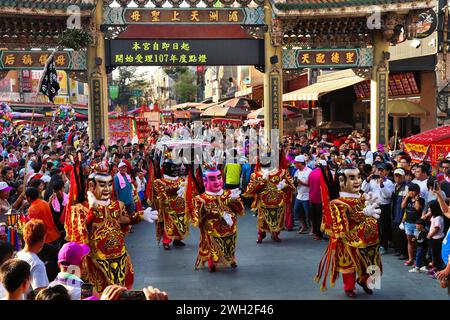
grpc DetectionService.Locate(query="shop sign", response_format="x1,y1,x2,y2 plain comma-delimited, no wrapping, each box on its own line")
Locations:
283,48,373,69
0,51,87,71
416,9,437,39
103,7,265,26
106,39,264,67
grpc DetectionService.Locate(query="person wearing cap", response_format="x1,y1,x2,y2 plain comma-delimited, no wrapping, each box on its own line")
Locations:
408,219,429,273
0,181,12,224
48,242,91,300
391,168,408,259
293,155,312,234
114,161,134,215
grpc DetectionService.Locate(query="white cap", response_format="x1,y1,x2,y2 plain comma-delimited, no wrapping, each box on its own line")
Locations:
0,182,12,191
118,161,127,168
394,168,405,176
294,155,306,163
41,175,51,183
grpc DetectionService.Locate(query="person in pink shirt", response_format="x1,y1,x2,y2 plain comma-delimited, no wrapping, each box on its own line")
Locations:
309,160,328,240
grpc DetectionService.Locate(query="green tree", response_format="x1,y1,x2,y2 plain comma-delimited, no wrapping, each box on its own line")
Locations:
173,70,196,103
110,67,149,108
163,66,189,82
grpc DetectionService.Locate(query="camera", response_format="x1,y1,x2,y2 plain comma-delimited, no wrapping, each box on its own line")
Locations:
118,290,146,300
372,174,380,179
81,283,93,300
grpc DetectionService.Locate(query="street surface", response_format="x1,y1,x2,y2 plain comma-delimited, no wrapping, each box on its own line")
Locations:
127,208,448,300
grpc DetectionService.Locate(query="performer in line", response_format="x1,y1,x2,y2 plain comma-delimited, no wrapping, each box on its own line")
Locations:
65,159,158,293
243,153,295,243
315,166,382,298
189,163,244,272
153,152,189,250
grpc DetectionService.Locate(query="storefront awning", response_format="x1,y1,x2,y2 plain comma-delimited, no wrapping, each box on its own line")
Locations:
283,69,367,101
388,100,428,117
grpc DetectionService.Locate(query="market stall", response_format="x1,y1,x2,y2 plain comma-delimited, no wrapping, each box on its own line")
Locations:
402,125,450,167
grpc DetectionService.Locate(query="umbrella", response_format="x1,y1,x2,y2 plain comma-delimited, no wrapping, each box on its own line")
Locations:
221,97,260,110
202,105,250,117
387,100,428,117
247,108,296,119
170,102,206,111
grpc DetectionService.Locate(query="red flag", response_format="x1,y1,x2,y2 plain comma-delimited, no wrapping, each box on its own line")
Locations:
64,161,78,236
145,160,155,205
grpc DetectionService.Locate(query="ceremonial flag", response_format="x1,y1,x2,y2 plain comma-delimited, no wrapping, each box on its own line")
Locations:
39,55,60,103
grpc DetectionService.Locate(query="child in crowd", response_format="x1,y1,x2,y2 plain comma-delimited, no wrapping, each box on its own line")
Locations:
409,219,429,273
427,200,445,276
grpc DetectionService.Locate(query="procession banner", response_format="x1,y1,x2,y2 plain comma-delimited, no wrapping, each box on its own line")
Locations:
404,143,431,163
108,116,133,145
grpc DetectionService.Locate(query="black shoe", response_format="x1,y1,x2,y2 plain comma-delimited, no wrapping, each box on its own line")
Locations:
163,243,170,250
173,240,186,247
208,265,216,273
230,262,237,268
357,280,373,295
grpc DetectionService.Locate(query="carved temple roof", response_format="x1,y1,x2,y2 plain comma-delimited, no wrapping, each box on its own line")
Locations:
273,0,435,18
0,0,96,10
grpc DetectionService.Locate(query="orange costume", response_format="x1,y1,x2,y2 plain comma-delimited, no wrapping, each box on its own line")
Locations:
67,200,143,293
315,194,382,294
153,176,188,246
243,168,295,242
191,189,245,270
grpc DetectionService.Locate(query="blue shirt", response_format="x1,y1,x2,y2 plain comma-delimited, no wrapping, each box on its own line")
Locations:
392,182,407,224
442,228,450,266
114,174,133,205
241,163,252,186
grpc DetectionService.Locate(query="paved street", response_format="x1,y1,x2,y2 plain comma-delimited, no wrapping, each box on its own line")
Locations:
126,208,448,300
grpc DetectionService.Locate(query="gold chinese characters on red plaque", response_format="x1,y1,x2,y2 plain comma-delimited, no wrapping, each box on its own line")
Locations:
0,51,70,69
124,9,244,24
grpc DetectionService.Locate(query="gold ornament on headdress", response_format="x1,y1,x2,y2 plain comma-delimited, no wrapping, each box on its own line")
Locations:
91,160,109,175
203,161,217,171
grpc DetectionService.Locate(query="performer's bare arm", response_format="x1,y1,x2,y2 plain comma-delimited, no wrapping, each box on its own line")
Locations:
434,189,450,219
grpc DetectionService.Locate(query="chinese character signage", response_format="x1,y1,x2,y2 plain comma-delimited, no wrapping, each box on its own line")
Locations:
270,73,282,130
104,7,265,25
91,79,103,142
0,51,87,71
283,48,373,69
378,72,388,146
106,39,264,67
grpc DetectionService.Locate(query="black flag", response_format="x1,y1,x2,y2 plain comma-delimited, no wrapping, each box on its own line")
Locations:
39,55,60,103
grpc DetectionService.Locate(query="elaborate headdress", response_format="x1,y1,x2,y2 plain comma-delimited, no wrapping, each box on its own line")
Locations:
88,160,110,179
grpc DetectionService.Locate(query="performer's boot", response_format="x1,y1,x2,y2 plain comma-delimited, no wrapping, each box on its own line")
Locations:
163,232,171,250
208,258,216,272
342,272,356,298
357,274,373,295
173,240,186,247
257,231,266,244
271,232,281,242
230,261,237,268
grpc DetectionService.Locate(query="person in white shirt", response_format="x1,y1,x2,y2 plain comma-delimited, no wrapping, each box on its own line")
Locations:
412,164,430,212
0,259,31,300
427,200,446,272
293,155,312,234
135,169,147,203
361,162,394,254
16,219,49,293
360,141,373,163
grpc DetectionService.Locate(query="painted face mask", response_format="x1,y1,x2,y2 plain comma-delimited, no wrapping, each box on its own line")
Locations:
203,170,223,193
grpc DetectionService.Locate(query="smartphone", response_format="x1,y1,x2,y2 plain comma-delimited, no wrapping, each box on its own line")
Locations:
433,180,439,190
81,283,93,300
118,290,146,300
372,175,380,179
